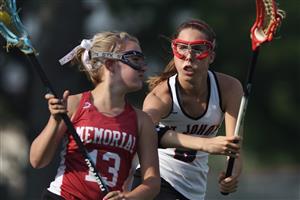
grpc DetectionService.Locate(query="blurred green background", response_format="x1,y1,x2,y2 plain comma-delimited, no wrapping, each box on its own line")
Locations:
0,0,299,199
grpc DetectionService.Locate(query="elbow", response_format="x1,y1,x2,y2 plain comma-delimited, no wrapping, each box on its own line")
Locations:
30,157,44,169
141,176,161,199
29,150,48,169
30,162,39,169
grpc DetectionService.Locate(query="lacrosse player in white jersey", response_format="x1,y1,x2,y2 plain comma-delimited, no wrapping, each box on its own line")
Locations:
132,19,243,200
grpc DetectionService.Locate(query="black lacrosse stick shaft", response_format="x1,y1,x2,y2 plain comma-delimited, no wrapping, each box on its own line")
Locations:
26,53,109,194
244,48,260,98
221,47,260,195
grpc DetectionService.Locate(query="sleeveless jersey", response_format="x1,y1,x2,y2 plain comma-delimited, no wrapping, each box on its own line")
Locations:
158,71,224,200
48,91,138,200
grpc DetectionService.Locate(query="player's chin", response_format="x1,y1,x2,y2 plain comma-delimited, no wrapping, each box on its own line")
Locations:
128,82,143,92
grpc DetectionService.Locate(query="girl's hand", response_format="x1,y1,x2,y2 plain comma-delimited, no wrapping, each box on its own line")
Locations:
103,190,127,200
45,90,70,122
218,171,239,194
202,136,241,157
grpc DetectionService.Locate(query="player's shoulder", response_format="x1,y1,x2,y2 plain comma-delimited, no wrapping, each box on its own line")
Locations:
148,80,171,103
214,72,243,109
214,72,242,92
68,93,83,116
133,107,151,121
151,80,169,95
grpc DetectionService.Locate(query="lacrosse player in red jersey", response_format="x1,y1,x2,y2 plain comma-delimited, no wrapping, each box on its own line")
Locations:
132,19,243,199
29,31,160,200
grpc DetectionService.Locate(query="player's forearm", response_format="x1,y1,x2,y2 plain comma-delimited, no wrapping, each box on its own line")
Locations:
126,176,160,200
160,130,204,150
233,153,243,177
30,116,62,168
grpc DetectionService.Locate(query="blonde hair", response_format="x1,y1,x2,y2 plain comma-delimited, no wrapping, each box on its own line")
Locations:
147,19,216,91
72,31,139,85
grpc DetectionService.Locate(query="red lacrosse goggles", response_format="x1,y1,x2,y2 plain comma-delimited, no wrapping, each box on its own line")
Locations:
172,39,213,60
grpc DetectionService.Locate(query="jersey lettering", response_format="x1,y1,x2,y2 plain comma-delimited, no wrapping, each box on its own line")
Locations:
186,124,219,136
85,150,121,187
76,126,136,153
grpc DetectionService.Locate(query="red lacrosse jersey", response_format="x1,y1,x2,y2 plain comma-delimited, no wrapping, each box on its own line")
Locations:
48,91,138,200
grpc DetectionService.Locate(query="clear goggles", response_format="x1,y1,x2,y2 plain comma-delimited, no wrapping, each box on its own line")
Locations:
172,39,213,60
90,50,147,71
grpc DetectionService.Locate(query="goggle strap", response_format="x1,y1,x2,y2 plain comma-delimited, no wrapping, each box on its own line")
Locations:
172,39,213,48
90,52,123,60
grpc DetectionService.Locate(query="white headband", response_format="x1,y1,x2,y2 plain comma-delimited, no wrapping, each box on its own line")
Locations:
59,39,93,69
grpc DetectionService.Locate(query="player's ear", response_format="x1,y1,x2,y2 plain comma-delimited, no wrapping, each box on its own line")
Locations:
104,59,116,72
209,51,215,64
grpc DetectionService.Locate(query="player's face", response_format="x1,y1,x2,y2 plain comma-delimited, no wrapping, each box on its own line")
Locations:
173,28,214,79
117,41,147,92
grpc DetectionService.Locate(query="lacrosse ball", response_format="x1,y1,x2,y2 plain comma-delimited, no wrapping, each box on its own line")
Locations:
0,11,11,26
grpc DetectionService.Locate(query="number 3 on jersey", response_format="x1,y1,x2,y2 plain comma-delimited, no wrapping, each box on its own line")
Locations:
85,150,120,187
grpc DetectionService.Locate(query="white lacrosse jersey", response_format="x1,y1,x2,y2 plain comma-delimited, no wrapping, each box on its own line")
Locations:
158,70,224,200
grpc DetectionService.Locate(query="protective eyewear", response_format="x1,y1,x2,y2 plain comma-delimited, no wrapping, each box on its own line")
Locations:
90,50,146,71
172,39,213,60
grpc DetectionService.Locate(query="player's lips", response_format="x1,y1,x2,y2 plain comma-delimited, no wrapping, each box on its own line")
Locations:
183,65,194,76
183,64,194,71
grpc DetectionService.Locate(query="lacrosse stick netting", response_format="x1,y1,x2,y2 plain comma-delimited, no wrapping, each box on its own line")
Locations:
0,0,109,194
221,0,285,195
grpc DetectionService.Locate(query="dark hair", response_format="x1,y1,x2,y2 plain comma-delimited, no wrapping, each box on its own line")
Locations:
172,19,216,44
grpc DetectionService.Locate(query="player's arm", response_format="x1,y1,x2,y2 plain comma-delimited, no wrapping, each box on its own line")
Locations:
160,129,240,156
125,110,160,200
142,82,198,149
217,73,243,193
29,91,80,168
144,81,240,156
142,82,171,124
221,73,243,176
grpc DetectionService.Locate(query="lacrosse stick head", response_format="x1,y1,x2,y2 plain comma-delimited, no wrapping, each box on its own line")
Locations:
0,0,34,54
250,0,285,51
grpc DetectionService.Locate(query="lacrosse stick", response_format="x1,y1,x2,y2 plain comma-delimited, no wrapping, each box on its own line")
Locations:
0,0,109,194
221,0,285,195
